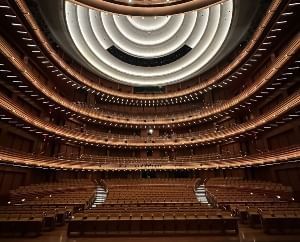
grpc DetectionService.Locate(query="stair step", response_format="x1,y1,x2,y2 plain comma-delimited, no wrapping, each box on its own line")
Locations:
91,185,107,208
195,185,209,205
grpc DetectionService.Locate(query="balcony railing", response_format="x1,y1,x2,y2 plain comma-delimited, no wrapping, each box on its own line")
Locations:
0,89,298,147
0,145,299,171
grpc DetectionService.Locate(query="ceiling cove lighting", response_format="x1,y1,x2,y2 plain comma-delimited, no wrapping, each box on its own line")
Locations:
65,0,233,86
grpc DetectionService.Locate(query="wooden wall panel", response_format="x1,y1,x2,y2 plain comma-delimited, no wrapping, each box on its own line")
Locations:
0,170,25,198
275,167,300,199
16,97,41,117
267,129,296,150
220,142,241,155
59,143,81,157
4,132,34,153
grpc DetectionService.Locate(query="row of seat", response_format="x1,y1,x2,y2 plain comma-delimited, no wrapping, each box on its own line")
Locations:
68,211,238,236
104,178,197,184
231,203,300,228
206,177,292,192
95,202,206,207
261,210,300,233
206,178,293,207
0,215,43,236
86,207,216,214
10,179,95,203
0,205,72,236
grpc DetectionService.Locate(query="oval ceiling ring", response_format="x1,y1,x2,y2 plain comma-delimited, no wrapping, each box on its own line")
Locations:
65,0,233,85
75,5,219,78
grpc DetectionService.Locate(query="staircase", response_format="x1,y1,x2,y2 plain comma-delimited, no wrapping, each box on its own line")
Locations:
91,186,107,208
195,185,209,204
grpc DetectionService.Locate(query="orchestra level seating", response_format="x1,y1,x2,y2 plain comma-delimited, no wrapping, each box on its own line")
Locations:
67,178,239,236
0,179,96,236
0,177,299,241
206,177,300,233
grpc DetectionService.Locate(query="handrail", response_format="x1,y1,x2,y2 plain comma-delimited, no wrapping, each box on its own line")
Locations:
76,152,222,162
74,101,226,121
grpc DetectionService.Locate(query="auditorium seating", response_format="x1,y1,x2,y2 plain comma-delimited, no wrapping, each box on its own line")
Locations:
0,179,96,237
0,0,298,241
68,178,238,236
206,177,300,233
1,177,299,238
10,179,96,209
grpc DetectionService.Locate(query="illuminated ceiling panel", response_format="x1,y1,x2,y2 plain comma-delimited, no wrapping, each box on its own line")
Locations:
65,0,233,86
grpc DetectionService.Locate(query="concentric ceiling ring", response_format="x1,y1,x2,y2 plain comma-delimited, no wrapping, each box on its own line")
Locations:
95,12,195,58
65,0,233,86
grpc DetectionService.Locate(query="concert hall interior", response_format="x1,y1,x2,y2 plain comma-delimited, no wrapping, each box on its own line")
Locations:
0,0,299,241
